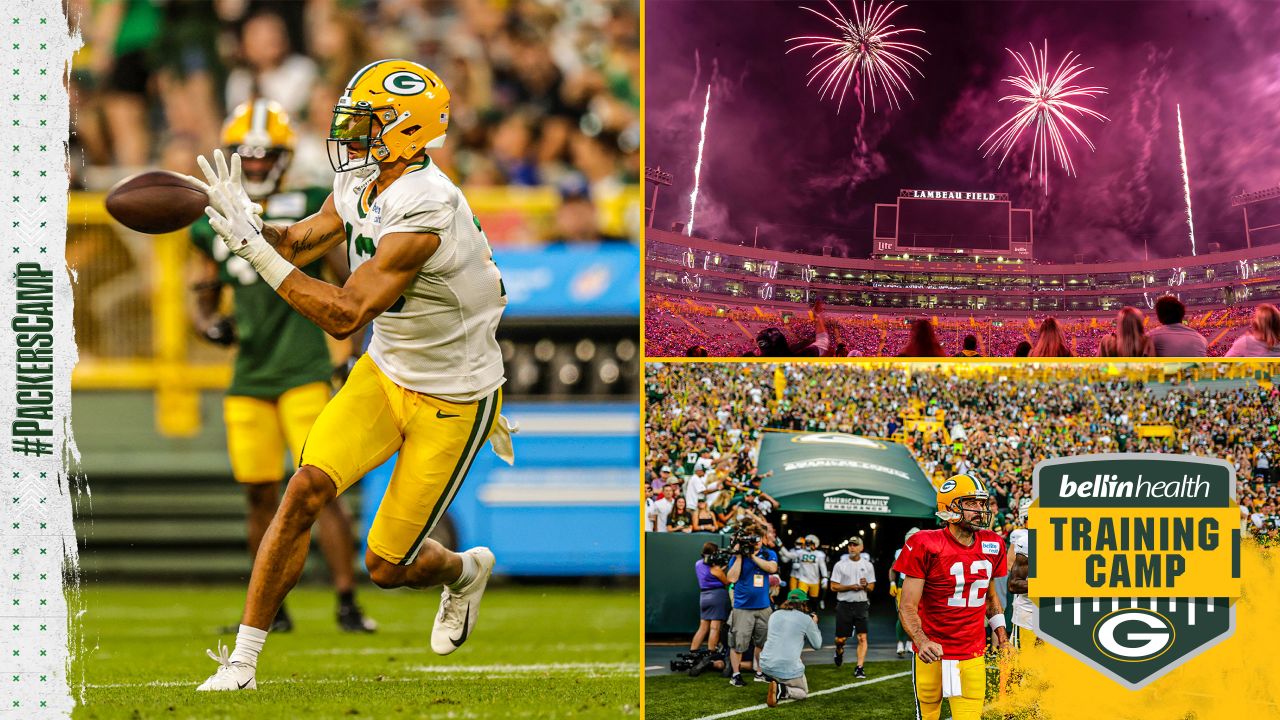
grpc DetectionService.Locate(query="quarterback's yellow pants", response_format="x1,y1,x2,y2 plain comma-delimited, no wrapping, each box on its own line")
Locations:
224,382,331,483
912,654,985,720
300,355,501,565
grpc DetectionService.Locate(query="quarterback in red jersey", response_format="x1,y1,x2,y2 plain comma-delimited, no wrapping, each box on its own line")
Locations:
893,474,1008,720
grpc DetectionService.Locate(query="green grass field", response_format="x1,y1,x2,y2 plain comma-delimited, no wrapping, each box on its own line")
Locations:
645,660,914,720
645,657,1044,720
71,583,639,720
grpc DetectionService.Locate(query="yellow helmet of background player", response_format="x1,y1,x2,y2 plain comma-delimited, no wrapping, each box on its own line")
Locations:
222,99,295,198
328,59,449,174
934,473,993,530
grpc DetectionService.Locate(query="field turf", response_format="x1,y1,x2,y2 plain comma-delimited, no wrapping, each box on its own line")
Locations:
646,660,912,719
71,583,639,719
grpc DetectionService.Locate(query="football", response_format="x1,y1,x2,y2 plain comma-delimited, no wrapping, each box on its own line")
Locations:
104,170,209,234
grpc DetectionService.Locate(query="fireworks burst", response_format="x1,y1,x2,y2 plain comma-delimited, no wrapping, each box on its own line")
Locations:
688,84,711,236
785,0,928,114
979,40,1109,194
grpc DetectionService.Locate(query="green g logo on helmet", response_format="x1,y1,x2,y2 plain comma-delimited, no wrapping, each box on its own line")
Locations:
383,71,427,96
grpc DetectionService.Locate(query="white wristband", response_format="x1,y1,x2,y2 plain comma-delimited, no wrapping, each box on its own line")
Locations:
251,248,296,290
988,613,1006,630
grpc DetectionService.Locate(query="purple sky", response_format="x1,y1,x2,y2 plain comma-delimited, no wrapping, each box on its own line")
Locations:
646,0,1280,262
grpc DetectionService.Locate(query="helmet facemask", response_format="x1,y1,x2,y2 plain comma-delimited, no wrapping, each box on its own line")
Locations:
949,495,993,532
231,143,291,198
328,102,391,174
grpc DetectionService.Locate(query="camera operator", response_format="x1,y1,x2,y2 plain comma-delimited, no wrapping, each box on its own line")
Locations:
725,524,778,687
759,588,823,707
691,542,731,659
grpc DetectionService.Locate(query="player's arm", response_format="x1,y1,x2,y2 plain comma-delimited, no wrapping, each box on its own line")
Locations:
186,253,230,343
899,576,944,663
1008,552,1029,595
260,194,347,267
275,231,437,340
986,580,1009,649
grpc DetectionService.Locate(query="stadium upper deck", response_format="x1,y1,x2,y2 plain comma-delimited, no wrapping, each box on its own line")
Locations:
646,229,1280,316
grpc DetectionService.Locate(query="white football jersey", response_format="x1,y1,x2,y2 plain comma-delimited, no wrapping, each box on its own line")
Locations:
790,548,827,585
332,157,506,401
1009,528,1034,629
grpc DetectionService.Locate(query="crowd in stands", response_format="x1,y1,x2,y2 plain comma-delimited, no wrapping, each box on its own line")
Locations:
72,0,640,242
646,294,1280,359
645,362,1280,544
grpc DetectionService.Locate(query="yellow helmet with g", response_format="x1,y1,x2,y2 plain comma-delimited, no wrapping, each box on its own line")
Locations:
934,473,993,531
328,59,449,174
222,99,295,198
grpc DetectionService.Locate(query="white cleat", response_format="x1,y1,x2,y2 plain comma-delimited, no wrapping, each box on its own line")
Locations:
431,547,496,655
196,642,257,691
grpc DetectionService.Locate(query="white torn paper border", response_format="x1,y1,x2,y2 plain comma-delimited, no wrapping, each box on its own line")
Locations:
0,1,82,718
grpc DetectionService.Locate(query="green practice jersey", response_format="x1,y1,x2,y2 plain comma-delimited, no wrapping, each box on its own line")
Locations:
190,187,333,398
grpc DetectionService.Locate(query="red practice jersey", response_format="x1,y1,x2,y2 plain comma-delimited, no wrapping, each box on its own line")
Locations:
891,527,1008,659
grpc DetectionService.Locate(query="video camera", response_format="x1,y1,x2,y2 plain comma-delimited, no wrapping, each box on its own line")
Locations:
729,528,761,556
670,647,724,674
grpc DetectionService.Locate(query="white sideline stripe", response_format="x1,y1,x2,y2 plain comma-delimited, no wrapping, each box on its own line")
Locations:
298,643,624,656
689,670,912,720
645,665,664,671
86,662,636,689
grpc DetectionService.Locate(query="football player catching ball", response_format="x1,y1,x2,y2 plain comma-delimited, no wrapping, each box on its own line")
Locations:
191,59,514,691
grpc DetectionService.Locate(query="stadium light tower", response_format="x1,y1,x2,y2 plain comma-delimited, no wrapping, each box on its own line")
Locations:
645,166,673,229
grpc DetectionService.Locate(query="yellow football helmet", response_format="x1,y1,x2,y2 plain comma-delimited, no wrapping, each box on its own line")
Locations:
328,59,450,174
222,99,295,198
935,474,993,530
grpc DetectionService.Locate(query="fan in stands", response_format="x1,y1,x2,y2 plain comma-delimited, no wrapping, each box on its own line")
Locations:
645,294,1279,358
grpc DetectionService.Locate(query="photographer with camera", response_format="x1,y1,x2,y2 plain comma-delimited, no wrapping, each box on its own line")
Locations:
681,541,732,676
759,588,823,707
725,524,778,687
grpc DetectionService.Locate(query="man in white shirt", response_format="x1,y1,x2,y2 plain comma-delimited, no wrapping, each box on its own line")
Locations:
685,466,711,508
647,484,675,532
829,536,876,679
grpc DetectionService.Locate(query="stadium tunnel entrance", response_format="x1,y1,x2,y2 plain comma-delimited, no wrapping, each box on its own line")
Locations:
775,511,937,647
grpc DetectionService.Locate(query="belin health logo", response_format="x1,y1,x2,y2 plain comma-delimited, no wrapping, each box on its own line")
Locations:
1026,454,1241,689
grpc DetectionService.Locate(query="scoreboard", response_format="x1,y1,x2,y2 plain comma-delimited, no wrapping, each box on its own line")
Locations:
873,188,1033,259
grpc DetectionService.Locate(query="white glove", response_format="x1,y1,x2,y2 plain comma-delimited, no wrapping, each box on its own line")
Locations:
193,150,293,289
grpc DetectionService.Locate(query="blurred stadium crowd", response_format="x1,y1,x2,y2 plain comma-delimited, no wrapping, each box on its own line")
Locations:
647,296,1280,358
70,0,640,243
644,362,1280,544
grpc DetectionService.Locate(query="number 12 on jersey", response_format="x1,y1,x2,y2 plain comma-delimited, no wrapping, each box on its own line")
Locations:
947,560,992,607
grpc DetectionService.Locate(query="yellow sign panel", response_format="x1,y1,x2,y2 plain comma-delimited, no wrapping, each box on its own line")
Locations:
1028,506,1241,598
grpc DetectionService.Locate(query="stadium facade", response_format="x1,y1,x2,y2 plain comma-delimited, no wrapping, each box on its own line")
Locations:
647,230,1280,317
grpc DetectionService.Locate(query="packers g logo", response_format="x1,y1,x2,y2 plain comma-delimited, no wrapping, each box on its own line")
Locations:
1092,609,1175,663
383,71,427,95
939,479,956,492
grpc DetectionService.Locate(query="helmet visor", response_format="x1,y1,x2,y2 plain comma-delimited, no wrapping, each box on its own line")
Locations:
327,106,383,173
330,107,376,142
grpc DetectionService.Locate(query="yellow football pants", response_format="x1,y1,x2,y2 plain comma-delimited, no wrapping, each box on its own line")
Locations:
789,578,821,598
912,654,985,720
299,355,501,564
223,382,331,483
1011,624,1038,650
